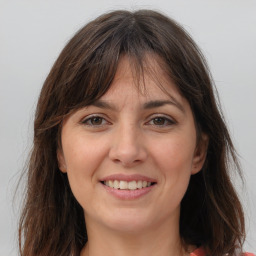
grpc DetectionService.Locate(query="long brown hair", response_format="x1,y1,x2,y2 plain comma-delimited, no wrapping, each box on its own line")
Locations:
18,10,245,256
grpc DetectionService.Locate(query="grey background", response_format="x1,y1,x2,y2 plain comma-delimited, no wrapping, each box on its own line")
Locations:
0,0,255,255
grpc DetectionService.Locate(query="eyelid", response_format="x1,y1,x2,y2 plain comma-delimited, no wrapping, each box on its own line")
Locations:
80,114,111,126
79,113,176,128
145,114,176,126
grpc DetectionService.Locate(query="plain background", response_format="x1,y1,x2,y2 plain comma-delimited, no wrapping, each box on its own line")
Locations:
0,0,255,255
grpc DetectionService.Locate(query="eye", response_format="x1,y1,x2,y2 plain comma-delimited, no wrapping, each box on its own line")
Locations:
146,116,175,127
81,115,109,126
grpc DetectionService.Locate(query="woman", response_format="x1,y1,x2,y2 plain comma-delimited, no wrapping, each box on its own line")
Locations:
18,9,254,256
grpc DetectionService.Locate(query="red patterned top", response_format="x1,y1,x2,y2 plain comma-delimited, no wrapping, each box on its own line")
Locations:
190,247,255,256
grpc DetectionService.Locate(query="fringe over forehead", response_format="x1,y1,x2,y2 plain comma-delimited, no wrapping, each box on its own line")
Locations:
39,9,209,125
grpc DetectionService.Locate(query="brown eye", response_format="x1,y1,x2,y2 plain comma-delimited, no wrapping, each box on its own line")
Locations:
146,116,175,127
90,117,103,125
152,117,166,125
82,116,108,126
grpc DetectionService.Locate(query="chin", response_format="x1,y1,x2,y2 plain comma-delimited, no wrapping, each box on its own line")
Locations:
102,209,154,234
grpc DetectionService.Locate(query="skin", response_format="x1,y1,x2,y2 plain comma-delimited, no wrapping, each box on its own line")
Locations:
58,56,208,256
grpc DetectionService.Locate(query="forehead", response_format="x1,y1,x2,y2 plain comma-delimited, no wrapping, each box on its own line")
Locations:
101,55,185,105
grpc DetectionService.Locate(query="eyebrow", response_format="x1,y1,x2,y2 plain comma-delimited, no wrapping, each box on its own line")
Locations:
91,100,117,110
143,99,185,113
91,98,185,113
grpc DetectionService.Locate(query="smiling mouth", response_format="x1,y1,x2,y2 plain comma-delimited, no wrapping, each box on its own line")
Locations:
101,180,156,190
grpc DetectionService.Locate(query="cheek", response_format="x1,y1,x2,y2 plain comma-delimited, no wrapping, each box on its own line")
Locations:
62,134,106,172
61,136,103,194
61,137,107,210
151,135,196,195
153,137,195,172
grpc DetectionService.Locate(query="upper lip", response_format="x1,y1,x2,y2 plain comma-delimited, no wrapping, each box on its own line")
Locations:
100,174,157,183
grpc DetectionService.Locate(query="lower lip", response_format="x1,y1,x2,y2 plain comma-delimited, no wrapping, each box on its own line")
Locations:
102,183,155,200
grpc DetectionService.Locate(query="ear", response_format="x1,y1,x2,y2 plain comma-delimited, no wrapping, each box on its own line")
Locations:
57,149,67,173
191,133,209,175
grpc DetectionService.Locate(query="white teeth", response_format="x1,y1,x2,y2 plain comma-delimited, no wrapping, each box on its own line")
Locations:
142,181,147,188
113,180,119,189
103,180,153,190
128,181,137,190
119,181,128,189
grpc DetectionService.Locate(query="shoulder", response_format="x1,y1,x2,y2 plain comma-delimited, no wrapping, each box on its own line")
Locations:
190,247,255,256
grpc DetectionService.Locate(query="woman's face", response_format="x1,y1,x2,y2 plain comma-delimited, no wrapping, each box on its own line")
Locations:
58,56,207,234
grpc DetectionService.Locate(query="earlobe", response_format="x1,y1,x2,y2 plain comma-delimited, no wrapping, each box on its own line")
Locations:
191,133,209,175
57,149,67,173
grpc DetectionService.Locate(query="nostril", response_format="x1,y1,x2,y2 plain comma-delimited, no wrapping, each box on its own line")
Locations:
108,138,147,167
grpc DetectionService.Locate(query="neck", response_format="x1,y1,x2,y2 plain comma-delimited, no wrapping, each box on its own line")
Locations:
80,215,188,256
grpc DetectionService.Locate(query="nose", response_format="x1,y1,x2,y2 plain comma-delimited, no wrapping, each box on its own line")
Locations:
108,124,147,167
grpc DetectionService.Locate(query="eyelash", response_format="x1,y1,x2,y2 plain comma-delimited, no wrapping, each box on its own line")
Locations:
81,114,176,128
81,115,110,127
146,116,176,126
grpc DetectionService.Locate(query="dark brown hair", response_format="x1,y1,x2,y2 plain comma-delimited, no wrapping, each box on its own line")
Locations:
18,9,245,256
